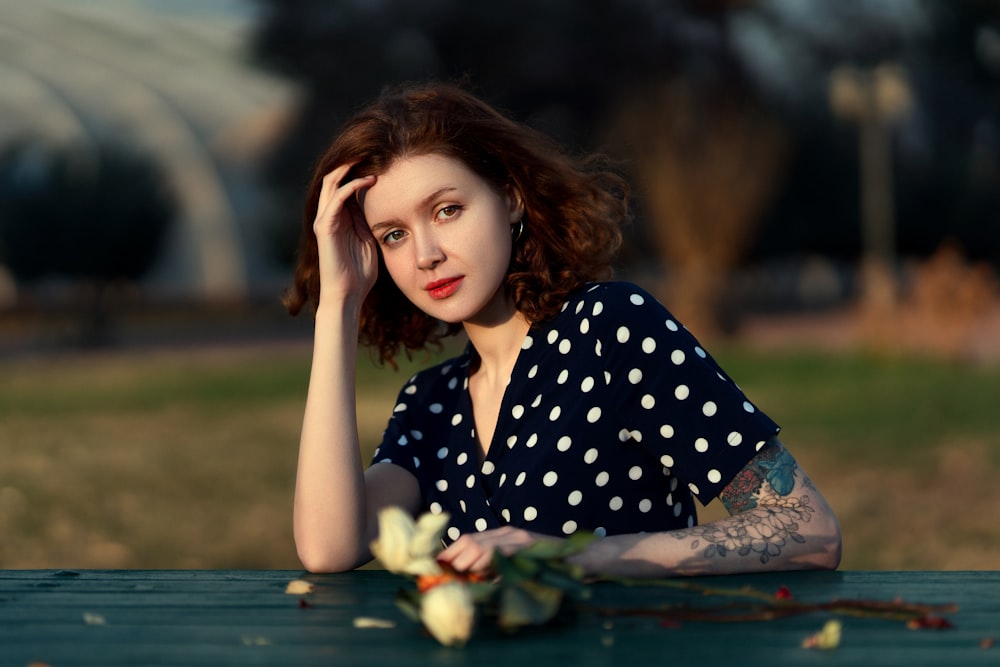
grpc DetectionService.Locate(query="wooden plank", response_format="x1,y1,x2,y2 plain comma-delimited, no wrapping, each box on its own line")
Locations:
1,570,997,666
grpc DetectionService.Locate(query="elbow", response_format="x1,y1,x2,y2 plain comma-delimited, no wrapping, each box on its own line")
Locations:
816,509,843,571
296,542,368,574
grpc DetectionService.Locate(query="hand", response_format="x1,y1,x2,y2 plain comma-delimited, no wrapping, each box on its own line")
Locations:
436,526,560,573
313,164,378,305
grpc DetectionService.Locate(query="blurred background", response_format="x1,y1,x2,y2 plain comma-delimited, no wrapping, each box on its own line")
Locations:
1,0,998,570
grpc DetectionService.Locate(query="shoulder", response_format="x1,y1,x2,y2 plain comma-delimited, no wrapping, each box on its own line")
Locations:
559,281,675,328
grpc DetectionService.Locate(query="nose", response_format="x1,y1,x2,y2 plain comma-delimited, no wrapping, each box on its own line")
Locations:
415,230,445,270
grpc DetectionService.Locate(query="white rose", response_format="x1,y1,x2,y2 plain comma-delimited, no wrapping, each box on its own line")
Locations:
419,581,475,647
370,507,418,574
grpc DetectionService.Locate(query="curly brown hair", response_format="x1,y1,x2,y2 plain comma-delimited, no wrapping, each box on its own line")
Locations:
284,82,629,364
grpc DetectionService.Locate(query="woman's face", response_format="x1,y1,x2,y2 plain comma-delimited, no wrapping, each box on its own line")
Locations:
360,153,523,325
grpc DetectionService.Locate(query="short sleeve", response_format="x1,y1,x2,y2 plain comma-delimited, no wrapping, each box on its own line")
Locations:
593,283,779,504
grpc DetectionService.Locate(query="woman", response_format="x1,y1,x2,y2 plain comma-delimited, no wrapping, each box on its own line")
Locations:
285,82,842,577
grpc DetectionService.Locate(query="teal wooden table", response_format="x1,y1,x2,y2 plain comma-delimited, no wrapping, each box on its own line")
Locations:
1,569,997,666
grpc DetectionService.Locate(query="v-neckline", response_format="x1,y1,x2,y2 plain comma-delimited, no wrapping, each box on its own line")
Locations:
464,332,532,468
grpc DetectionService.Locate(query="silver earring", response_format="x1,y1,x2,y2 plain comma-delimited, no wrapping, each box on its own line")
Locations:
511,219,524,242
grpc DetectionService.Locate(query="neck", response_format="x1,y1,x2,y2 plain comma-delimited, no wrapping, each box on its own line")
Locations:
464,309,530,385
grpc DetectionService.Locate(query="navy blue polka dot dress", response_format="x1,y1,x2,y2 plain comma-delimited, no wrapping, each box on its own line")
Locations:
371,282,779,544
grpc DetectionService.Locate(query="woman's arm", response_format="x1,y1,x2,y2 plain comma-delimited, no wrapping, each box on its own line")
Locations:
438,438,841,578
568,438,842,578
293,165,420,573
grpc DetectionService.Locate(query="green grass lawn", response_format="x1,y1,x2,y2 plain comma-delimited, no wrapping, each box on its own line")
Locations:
1,341,997,570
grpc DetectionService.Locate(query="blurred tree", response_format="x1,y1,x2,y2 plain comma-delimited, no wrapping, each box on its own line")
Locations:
0,140,176,344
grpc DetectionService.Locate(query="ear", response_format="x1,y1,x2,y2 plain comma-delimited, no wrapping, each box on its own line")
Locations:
505,184,525,224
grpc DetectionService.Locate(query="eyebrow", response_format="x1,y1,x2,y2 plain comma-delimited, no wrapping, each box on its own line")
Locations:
368,186,458,234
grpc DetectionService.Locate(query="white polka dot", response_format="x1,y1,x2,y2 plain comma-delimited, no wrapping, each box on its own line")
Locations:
413,457,420,468
526,433,538,448
595,340,603,356
618,429,631,442
394,403,408,413
642,337,657,353
481,461,495,474
515,472,527,486
580,376,595,393
670,349,685,365
528,364,538,378
639,499,652,513
404,385,418,395
429,403,443,414
584,448,598,464
524,506,537,521
660,454,674,467
543,471,558,486
609,496,623,511
547,330,559,345
629,293,645,305
674,503,683,517
641,394,656,409
592,302,604,316
437,447,448,459
448,526,460,540
727,432,743,446
675,385,690,400
430,502,443,514
695,438,709,452
411,430,423,440
499,473,507,486
512,405,525,419
475,518,488,531
506,435,517,448
559,339,572,354
688,483,700,496
630,429,643,442
557,436,572,452
562,520,578,535
695,346,707,358
501,509,511,521
398,435,408,445
466,474,476,488
456,452,468,465
587,407,602,423
522,336,534,349
557,369,569,384
756,440,767,451
451,413,463,425
629,466,643,480
660,424,675,438
436,479,448,492
567,490,583,506
743,401,756,413
448,377,458,390
616,326,631,343
594,527,607,538
575,301,585,314
549,406,562,421
580,319,590,334
595,471,610,487
707,469,722,484
628,368,643,384
702,401,718,417
604,371,612,385
666,319,679,332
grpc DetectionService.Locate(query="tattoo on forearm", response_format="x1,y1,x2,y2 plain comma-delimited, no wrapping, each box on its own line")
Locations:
682,494,815,564
679,438,816,564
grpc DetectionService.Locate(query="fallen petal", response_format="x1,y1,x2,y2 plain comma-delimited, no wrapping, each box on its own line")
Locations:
285,579,314,595
802,619,841,650
82,612,106,626
353,617,397,629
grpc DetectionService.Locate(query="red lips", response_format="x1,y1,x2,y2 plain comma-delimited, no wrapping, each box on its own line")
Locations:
425,276,464,300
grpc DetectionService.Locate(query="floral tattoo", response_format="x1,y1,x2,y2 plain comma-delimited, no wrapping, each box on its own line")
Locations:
676,439,815,564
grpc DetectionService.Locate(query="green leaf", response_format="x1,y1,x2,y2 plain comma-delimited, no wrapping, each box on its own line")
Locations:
394,588,422,623
498,580,564,630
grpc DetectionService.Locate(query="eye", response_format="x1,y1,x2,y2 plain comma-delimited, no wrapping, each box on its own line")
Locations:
381,229,406,246
436,205,462,221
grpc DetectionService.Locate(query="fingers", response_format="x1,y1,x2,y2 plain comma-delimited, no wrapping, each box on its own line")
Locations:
438,537,494,573
314,165,376,236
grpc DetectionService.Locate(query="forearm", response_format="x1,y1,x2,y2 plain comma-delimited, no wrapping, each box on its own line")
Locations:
293,303,370,572
569,499,842,579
